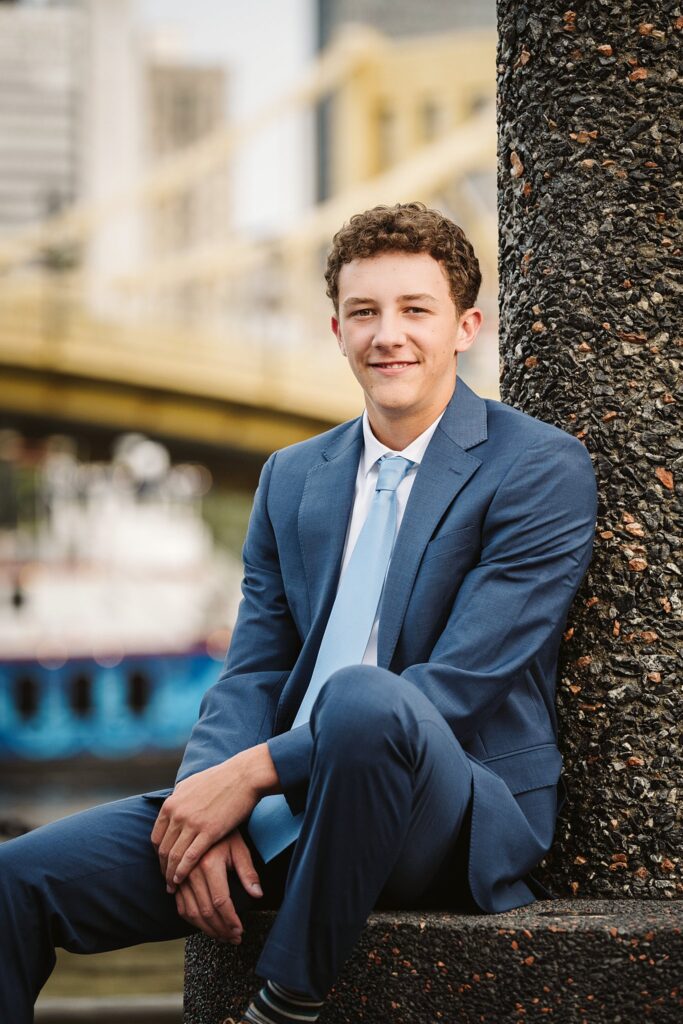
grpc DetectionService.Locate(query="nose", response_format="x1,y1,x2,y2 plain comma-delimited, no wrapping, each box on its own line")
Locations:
371,313,405,348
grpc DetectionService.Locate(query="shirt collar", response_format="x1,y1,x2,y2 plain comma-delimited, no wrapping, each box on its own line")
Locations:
360,408,445,478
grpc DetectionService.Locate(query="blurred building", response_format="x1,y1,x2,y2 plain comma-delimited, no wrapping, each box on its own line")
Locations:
84,0,231,310
148,64,225,159
0,0,228,280
146,62,229,262
0,0,84,234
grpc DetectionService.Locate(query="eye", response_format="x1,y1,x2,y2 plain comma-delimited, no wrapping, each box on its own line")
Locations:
406,306,428,314
349,308,374,317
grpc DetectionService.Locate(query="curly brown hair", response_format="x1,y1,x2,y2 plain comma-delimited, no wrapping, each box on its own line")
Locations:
324,202,481,315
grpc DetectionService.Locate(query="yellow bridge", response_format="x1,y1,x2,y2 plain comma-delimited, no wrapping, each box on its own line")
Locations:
0,27,497,455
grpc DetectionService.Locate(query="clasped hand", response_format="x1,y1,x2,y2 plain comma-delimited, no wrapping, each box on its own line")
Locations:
151,744,280,943
151,752,259,890
172,830,262,944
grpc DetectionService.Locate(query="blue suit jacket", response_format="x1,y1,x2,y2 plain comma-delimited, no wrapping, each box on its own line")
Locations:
177,380,597,912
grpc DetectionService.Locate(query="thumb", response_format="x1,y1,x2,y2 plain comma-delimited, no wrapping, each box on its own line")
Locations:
232,834,263,897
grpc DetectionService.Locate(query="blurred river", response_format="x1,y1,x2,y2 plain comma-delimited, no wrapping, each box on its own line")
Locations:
0,754,179,832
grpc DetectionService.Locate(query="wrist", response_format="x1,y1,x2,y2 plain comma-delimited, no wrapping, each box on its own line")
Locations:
236,743,281,799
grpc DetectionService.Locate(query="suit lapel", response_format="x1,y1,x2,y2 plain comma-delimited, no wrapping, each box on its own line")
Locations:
298,418,363,627
377,380,487,667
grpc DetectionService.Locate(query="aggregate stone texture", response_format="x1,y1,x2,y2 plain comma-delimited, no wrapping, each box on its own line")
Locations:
496,1,681,901
183,900,683,1023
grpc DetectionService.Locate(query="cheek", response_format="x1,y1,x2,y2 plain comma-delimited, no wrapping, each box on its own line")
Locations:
421,345,446,369
430,342,457,367
345,336,370,360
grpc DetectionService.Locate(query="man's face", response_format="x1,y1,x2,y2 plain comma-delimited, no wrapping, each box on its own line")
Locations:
331,251,478,429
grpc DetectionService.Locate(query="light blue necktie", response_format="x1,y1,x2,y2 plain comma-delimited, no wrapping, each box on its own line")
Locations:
248,454,414,862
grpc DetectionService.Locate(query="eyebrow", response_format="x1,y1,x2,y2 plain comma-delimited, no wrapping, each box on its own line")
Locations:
342,293,438,310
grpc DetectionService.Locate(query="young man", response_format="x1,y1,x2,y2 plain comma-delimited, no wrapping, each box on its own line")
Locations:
0,203,597,1024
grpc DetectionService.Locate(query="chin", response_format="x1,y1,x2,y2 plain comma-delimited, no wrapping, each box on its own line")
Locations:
375,398,418,417
369,380,417,398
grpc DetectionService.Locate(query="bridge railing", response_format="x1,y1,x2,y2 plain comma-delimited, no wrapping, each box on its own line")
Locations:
0,27,498,437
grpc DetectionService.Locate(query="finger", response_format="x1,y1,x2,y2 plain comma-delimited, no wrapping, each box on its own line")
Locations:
203,856,244,935
177,882,226,941
162,825,196,886
188,869,242,943
159,849,170,885
171,832,213,886
150,806,170,849
158,822,184,880
232,834,263,898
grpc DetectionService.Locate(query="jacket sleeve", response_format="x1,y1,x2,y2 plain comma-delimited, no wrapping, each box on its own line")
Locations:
175,452,302,784
268,432,597,805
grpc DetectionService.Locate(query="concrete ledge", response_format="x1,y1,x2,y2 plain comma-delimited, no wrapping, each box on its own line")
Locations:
35,994,182,1023
184,899,683,1023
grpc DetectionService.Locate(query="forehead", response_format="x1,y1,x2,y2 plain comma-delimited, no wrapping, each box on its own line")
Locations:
337,251,451,300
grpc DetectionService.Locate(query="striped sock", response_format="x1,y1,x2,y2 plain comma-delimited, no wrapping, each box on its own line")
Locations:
242,979,324,1024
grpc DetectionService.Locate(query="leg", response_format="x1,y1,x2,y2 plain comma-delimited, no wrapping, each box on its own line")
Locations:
0,792,192,1024
256,666,474,999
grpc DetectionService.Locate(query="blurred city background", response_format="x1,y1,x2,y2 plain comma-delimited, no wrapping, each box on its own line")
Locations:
0,0,497,1009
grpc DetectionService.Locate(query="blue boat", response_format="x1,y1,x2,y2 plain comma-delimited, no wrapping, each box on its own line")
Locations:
0,432,244,762
0,645,226,760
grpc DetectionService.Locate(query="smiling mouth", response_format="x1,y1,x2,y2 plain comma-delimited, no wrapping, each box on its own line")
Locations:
370,361,417,369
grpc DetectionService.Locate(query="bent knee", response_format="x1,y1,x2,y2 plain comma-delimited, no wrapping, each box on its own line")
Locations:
311,666,411,749
317,664,399,713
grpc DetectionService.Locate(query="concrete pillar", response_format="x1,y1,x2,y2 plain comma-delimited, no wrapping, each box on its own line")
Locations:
496,1,680,899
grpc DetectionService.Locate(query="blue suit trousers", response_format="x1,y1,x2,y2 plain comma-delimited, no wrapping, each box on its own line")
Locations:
0,668,476,1019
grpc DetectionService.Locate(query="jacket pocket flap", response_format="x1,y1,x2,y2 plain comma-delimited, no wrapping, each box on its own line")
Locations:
482,743,563,795
422,525,477,563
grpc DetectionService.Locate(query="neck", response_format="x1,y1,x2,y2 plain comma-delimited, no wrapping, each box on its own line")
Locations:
366,390,454,451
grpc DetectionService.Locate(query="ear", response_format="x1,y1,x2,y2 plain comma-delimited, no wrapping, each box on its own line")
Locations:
453,307,483,354
331,315,346,356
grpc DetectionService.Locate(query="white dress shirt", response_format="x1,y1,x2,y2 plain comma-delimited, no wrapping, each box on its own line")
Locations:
337,409,445,665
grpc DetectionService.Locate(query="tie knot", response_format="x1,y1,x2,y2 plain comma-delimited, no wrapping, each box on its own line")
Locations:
375,455,413,493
